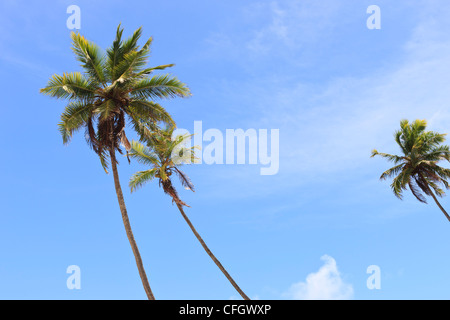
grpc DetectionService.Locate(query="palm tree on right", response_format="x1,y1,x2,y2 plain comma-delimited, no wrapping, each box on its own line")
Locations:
371,119,450,222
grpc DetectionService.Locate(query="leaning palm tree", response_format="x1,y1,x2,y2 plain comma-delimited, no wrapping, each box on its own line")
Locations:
40,25,191,299
129,126,250,300
371,119,450,222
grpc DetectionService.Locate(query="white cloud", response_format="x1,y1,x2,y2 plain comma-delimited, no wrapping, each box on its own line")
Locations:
204,0,342,65
283,255,354,300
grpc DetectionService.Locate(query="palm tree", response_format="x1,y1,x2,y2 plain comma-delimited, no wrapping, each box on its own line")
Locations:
371,119,450,222
40,25,191,299
128,126,250,300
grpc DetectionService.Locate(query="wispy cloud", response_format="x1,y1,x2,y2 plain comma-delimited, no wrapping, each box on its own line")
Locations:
204,0,342,66
282,255,354,300
198,1,450,195
243,1,340,57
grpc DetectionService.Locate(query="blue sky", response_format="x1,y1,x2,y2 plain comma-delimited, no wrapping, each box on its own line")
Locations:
1,0,450,300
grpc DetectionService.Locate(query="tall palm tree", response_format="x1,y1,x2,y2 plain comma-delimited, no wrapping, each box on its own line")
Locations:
371,119,450,222
128,126,250,300
40,25,191,299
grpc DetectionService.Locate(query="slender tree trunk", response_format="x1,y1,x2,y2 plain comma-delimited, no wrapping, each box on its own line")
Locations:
175,203,250,300
427,186,450,222
109,149,156,300
419,173,450,222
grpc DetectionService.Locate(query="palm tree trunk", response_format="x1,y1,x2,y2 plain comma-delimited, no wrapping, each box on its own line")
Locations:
427,186,450,222
109,149,156,300
175,203,250,300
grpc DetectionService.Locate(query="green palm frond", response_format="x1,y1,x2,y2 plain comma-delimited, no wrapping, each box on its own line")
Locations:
379,164,404,181
129,168,158,192
135,64,176,77
71,32,106,85
129,141,159,167
426,178,446,197
400,166,414,189
130,74,191,100
120,26,144,57
128,100,175,127
390,172,408,200
105,24,145,81
371,150,405,164
40,72,95,100
59,101,95,144
96,99,117,121
128,116,159,143
105,24,124,80
394,131,408,156
423,145,450,161
114,36,152,81
97,148,110,174
432,165,450,183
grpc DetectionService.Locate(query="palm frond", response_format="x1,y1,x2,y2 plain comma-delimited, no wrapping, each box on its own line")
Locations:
71,32,106,85
129,169,158,192
129,141,159,167
408,180,427,203
422,145,450,162
128,100,175,127
136,64,175,77
371,150,405,164
390,171,409,200
426,178,446,197
379,164,404,181
128,116,159,143
40,72,96,100
114,36,152,81
174,167,195,192
120,26,143,56
105,24,124,81
95,99,117,121
58,101,95,144
98,148,110,174
432,165,450,184
130,74,191,100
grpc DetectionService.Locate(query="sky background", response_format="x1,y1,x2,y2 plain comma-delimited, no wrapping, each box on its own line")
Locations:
1,0,450,300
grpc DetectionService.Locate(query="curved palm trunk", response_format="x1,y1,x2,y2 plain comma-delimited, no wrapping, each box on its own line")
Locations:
110,149,155,300
427,187,450,222
175,203,250,300
418,173,450,223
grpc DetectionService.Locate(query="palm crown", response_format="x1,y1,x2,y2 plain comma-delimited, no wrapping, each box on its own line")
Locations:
40,24,190,171
129,125,197,207
371,119,450,222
